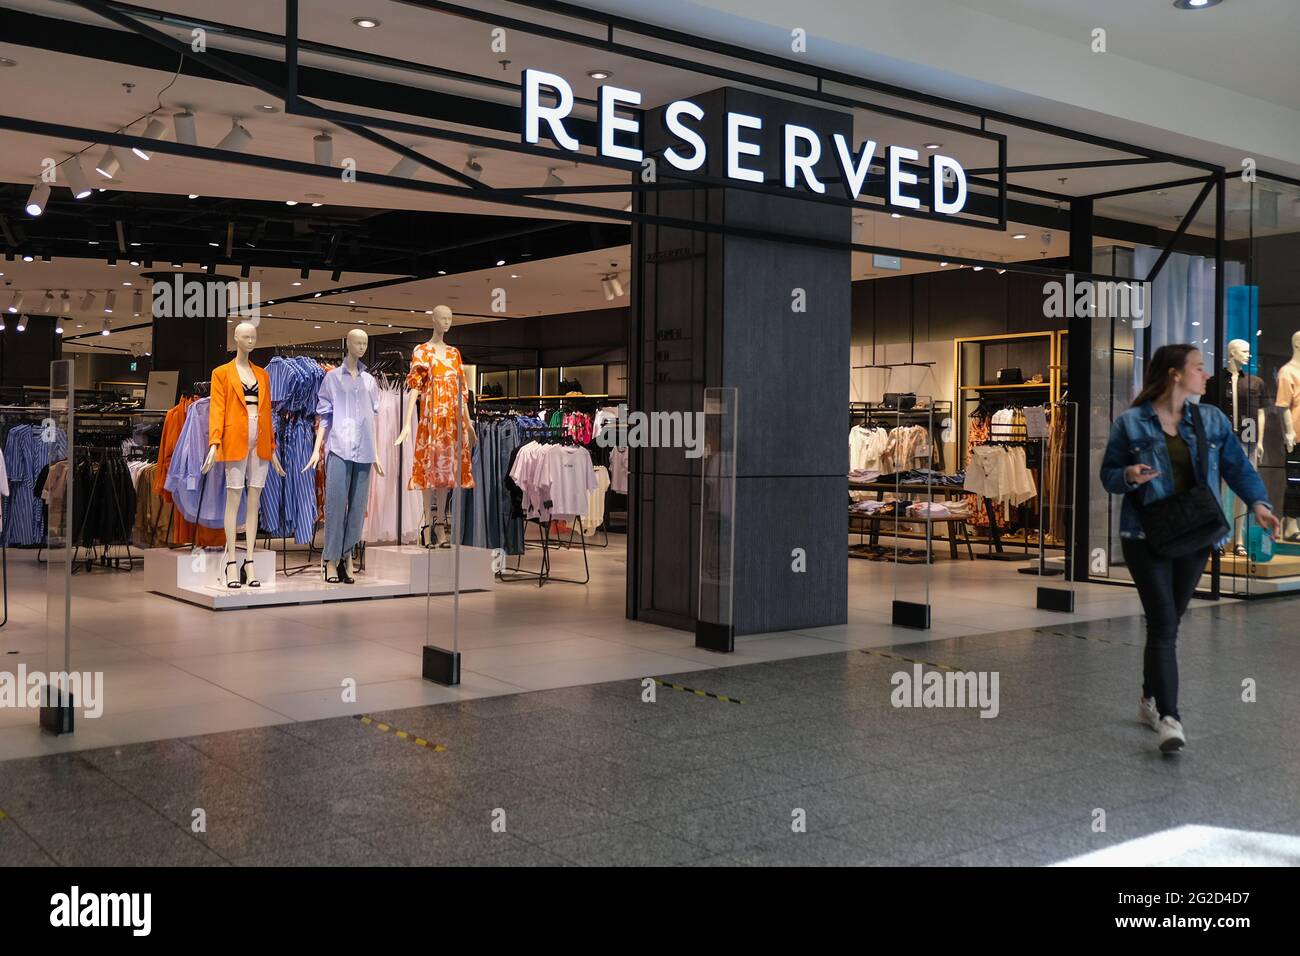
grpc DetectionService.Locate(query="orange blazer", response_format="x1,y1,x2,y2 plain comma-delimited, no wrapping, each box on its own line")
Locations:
209,359,274,462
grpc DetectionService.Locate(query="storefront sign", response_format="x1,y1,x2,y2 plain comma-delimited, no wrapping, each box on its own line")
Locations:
522,69,968,215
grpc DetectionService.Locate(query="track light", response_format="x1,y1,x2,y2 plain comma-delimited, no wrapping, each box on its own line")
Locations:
93,146,125,179
60,292,71,314
54,320,62,334
25,183,50,216
132,118,168,160
101,317,111,336
0,317,5,331
313,132,333,167
331,269,342,282
7,291,24,313
609,274,625,298
132,290,144,316
15,315,25,332
388,155,420,178
601,277,615,301
174,110,197,146
80,291,95,312
41,291,53,313
544,168,563,188
240,263,251,278
104,290,116,313
463,155,483,180
300,267,310,280
217,119,252,152
63,158,93,199
21,254,34,262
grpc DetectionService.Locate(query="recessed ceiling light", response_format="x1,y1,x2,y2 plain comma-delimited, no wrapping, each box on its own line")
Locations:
496,259,505,266
587,69,612,80
188,194,199,199
292,281,301,287
923,142,942,150
352,17,380,28
1173,0,1220,8
285,200,298,206
890,213,901,219
257,104,279,112
0,57,17,68
311,202,323,208
1011,233,1027,240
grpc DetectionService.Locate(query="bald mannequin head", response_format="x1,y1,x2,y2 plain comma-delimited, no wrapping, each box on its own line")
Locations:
232,321,258,354
345,328,368,360
431,304,453,335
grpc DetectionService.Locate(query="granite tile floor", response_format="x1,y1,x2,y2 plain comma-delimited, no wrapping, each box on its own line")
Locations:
1,600,1298,867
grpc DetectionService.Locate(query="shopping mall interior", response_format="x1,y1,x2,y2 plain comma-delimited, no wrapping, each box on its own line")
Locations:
1,0,1298,761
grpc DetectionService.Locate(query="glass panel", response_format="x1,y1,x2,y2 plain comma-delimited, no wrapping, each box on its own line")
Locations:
540,367,560,395
607,363,628,398
559,364,603,394
888,400,933,629
420,354,466,684
43,360,75,730
697,387,738,649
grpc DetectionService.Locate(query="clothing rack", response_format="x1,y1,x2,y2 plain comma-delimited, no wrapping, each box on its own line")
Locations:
69,444,139,573
849,401,951,471
971,425,1035,561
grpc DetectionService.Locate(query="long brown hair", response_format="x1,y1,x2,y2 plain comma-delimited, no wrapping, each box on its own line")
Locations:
1131,343,1200,408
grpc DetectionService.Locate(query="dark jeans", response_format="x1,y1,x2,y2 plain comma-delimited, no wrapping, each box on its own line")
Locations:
1121,537,1210,721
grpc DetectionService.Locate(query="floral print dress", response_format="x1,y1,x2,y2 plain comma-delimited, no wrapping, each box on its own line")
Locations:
406,342,474,489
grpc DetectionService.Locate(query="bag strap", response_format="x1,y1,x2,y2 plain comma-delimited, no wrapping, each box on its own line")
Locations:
1190,402,1211,486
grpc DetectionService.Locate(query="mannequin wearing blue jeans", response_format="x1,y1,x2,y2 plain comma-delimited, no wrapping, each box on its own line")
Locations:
305,329,385,583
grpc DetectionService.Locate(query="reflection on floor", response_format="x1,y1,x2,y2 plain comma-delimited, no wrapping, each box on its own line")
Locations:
0,534,1218,759
1,600,1296,866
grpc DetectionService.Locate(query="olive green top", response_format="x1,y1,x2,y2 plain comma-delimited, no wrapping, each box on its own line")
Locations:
1164,431,1195,494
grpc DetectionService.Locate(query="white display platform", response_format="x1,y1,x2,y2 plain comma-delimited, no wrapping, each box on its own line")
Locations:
145,544,495,610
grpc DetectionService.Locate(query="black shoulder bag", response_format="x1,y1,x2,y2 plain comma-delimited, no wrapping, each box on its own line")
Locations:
1137,405,1230,557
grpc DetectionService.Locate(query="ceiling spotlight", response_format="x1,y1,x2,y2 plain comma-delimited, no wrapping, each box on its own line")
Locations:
601,277,616,301
216,118,252,152
609,274,625,298
188,193,199,199
132,117,168,160
890,213,902,219
174,110,197,146
21,254,34,262
313,132,333,167
93,146,124,179
1011,233,1027,240
172,261,183,268
291,281,302,287
285,200,298,206
0,57,16,67
63,158,93,199
495,259,505,267
388,155,421,178
351,17,381,28
107,255,116,267
940,260,948,267
923,142,942,150
240,264,251,279
1173,0,1220,8
60,292,70,314
300,267,310,280
256,104,279,113
544,168,564,188
587,69,613,80
15,316,25,332
54,321,62,334
972,266,984,272
104,290,116,313
132,290,144,316
129,259,140,267
311,202,323,208
208,241,219,247
42,291,53,313
25,182,50,216
997,268,1007,275
463,155,483,181
7,292,24,313
101,318,111,336
80,292,95,311
331,269,342,282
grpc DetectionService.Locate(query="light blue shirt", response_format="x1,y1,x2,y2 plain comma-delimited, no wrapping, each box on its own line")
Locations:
316,362,380,464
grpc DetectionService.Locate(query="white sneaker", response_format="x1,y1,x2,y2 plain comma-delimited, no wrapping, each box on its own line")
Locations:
1138,696,1161,732
1157,716,1186,753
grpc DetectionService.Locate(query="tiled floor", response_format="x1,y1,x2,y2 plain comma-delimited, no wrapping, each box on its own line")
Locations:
0,536,1208,759
2,599,1297,866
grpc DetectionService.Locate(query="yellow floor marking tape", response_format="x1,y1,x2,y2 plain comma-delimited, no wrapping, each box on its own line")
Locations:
651,678,744,704
353,714,446,751
859,647,960,672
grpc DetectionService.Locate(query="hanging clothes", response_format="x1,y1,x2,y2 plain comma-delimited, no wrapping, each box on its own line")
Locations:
849,424,889,472
164,398,247,531
2,423,66,546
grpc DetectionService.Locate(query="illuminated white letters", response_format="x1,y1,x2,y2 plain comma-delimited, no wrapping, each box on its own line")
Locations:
663,100,706,172
888,145,920,210
522,68,579,152
727,113,764,183
931,154,966,215
598,85,643,163
832,134,876,200
783,124,824,194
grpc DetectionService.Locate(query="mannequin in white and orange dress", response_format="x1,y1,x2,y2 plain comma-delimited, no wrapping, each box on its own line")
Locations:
394,304,477,547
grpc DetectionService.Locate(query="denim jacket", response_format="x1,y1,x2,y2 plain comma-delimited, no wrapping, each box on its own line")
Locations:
1099,400,1272,543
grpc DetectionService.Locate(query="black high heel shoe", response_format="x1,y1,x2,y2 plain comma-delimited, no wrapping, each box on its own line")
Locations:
224,561,242,589
337,560,355,584
240,559,260,588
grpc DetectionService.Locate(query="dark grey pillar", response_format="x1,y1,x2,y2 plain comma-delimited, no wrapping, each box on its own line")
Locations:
145,272,230,393
630,87,851,637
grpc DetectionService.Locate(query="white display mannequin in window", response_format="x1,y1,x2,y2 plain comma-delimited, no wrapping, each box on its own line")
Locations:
1276,330,1300,542
305,328,385,583
394,305,477,548
201,321,287,588
1219,339,1267,554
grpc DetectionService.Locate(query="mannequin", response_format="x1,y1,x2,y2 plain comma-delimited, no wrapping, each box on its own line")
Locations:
1219,339,1268,553
201,321,287,587
1276,330,1300,541
394,304,477,548
305,328,385,582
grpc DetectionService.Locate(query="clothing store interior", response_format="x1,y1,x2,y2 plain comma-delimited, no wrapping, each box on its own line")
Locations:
0,0,1297,754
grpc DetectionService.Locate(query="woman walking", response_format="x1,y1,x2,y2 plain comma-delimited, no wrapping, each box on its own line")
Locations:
1101,344,1281,753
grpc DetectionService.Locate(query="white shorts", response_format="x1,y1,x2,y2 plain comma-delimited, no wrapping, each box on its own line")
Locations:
225,408,270,490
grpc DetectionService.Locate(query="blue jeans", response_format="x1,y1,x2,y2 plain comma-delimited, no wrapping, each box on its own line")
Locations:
1121,537,1210,722
323,453,371,562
